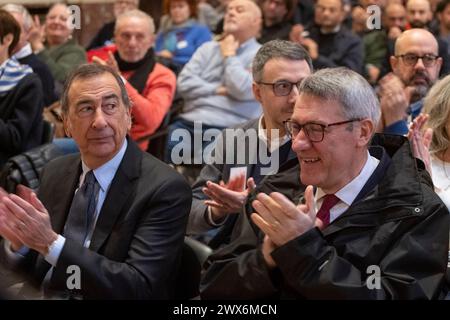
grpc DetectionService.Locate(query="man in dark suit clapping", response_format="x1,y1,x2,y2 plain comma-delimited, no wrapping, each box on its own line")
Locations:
0,63,192,299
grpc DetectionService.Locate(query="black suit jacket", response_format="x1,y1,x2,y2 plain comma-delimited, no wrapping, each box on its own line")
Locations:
200,135,449,299
27,139,192,299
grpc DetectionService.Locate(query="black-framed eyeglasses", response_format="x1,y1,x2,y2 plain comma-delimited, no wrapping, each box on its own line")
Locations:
257,80,302,96
283,118,362,142
395,54,439,67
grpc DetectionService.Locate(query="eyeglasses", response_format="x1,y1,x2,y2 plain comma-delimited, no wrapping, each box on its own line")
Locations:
283,118,362,142
257,80,302,96
395,54,439,67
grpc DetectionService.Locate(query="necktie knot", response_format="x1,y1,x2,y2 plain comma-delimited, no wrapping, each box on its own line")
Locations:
316,194,340,228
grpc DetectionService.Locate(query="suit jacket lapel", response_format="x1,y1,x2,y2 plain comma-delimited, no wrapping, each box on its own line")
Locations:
89,140,141,252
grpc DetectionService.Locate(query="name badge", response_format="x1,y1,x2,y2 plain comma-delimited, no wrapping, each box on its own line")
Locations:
177,40,188,49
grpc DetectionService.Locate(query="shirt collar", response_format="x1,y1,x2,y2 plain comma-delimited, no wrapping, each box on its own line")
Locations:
258,115,290,153
81,139,128,192
237,37,258,54
315,151,380,205
12,43,32,60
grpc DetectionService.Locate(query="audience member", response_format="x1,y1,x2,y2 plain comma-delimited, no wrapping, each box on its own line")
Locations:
2,4,57,106
200,67,449,299
188,40,312,237
167,0,262,163
405,0,450,75
378,29,442,135
436,0,450,56
290,0,364,74
0,63,191,299
155,0,212,72
0,9,44,167
93,10,177,151
258,0,295,44
87,0,140,50
421,74,450,209
29,3,87,87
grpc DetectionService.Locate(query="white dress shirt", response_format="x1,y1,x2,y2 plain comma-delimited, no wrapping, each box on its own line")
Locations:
315,151,380,223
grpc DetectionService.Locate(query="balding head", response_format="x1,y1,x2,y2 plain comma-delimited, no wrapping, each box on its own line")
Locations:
391,29,441,100
223,0,262,43
395,28,438,55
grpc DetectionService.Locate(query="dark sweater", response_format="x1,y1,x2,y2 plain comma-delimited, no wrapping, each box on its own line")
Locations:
18,53,58,106
0,74,44,166
87,21,115,51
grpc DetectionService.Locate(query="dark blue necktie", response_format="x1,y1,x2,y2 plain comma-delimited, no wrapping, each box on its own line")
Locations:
64,171,99,245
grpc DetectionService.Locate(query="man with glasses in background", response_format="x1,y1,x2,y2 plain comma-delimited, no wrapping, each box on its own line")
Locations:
378,28,442,135
188,40,311,242
200,67,449,299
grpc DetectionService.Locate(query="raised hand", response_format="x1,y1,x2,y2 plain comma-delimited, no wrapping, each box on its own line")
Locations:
203,174,256,222
407,113,433,175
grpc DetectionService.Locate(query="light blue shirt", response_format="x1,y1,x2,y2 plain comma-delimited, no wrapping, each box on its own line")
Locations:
177,37,262,127
45,139,128,266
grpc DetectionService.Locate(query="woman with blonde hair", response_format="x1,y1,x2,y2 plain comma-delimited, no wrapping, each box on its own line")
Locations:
421,74,450,210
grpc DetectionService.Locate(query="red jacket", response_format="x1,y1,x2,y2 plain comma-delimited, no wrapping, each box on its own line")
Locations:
122,63,176,151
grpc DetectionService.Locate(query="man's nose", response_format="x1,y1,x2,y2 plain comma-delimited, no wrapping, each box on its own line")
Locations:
288,85,300,103
92,108,108,129
414,57,426,70
291,128,311,152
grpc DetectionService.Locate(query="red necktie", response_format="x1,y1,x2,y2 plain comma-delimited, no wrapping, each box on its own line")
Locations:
316,194,340,228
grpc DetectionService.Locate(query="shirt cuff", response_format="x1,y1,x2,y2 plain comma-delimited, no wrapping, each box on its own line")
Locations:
44,234,66,267
206,206,228,227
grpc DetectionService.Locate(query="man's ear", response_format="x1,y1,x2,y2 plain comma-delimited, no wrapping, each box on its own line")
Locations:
390,55,398,72
436,56,443,74
126,107,132,131
63,115,72,137
252,82,262,103
357,118,375,147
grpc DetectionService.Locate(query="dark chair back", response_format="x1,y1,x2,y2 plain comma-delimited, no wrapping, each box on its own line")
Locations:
174,237,212,299
42,120,55,144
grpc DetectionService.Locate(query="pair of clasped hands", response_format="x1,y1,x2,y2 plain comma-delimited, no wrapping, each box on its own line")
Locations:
203,175,322,269
0,185,56,256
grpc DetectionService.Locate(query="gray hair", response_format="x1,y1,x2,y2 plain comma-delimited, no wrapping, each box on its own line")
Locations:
298,67,380,126
252,40,313,82
422,74,450,155
2,4,33,32
61,64,131,115
115,9,155,35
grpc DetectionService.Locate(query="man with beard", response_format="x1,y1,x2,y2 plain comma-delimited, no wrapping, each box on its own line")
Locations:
378,28,442,135
93,10,176,151
405,0,450,75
